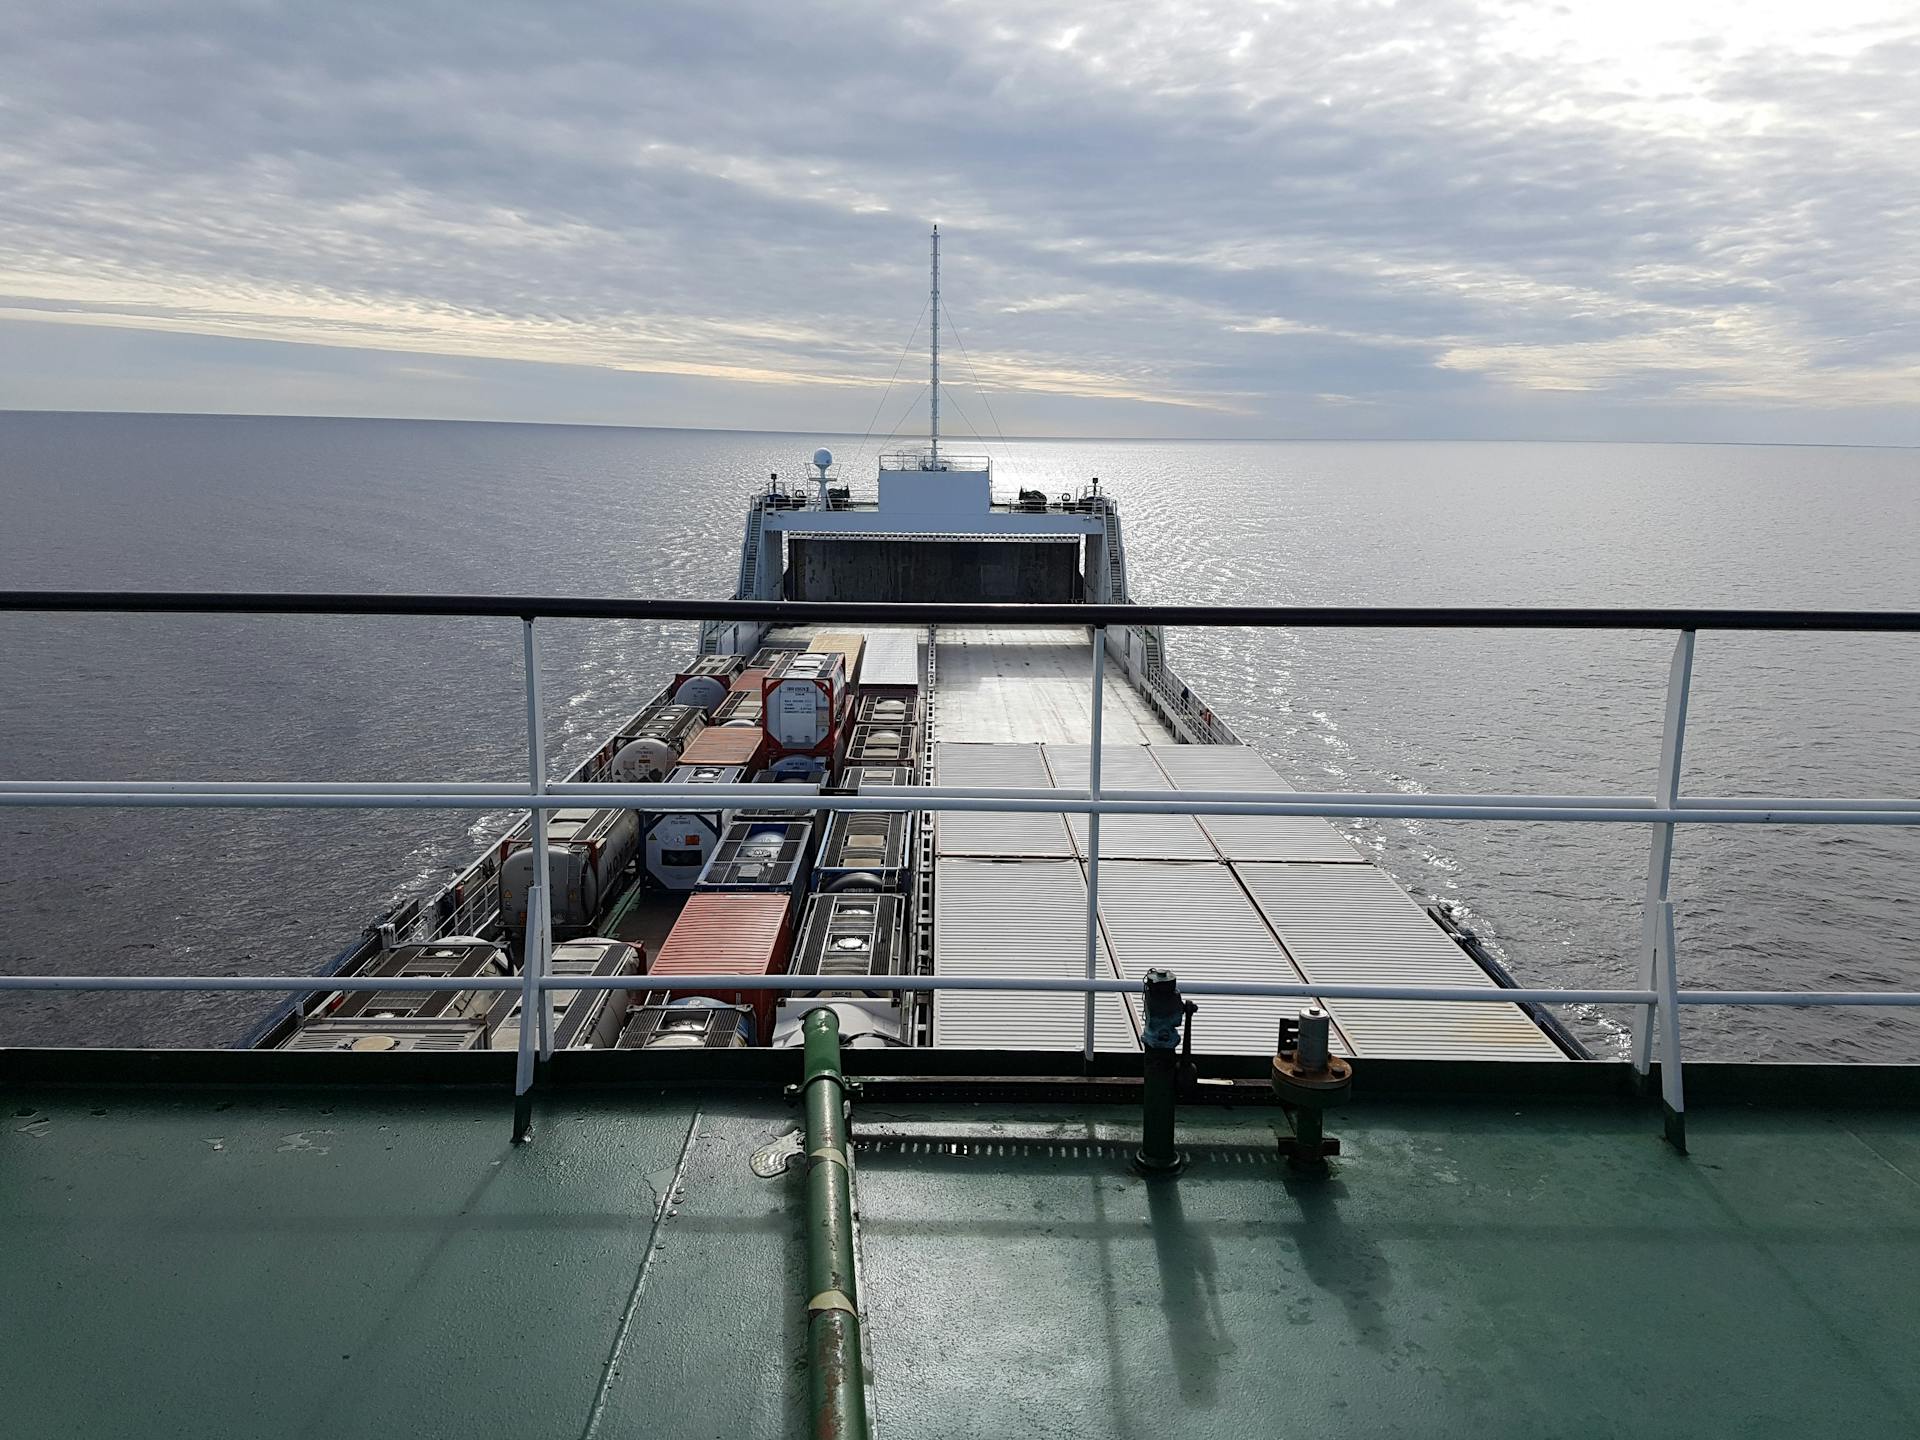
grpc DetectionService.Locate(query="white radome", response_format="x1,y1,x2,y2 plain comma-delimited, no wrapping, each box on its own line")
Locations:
813,448,833,471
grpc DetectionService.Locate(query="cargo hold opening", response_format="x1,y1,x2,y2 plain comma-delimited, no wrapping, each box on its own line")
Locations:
785,537,1085,604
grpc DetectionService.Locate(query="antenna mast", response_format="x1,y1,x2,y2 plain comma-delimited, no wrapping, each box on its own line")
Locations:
929,223,939,465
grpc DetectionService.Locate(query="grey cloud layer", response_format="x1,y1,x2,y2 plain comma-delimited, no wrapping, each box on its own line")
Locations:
1,0,1915,436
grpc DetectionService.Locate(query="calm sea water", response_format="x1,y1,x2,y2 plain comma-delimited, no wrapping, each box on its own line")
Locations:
2,412,1916,1056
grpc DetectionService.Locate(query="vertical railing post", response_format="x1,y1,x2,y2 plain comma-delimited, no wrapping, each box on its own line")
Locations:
1631,629,1693,1150
1654,899,1685,1152
514,617,552,1142
1084,627,1106,1061
513,882,544,1142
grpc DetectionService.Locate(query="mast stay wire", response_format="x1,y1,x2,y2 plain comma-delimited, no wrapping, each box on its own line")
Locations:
872,383,931,458
850,299,930,477
939,297,1013,455
937,385,991,454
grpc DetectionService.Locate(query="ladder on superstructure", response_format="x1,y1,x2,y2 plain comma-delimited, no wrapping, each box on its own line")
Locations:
702,493,771,654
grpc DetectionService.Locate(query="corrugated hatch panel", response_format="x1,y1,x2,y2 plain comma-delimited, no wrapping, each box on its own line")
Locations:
1233,862,1564,1060
932,742,1075,858
1096,861,1350,1056
934,858,1138,1050
1147,744,1363,863
1044,744,1218,861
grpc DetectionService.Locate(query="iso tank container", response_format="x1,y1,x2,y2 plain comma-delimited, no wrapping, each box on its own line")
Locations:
713,688,763,726
643,764,747,890
617,998,754,1050
844,723,918,768
749,645,800,674
671,654,744,716
609,704,707,783
498,807,639,938
855,692,920,729
296,939,509,1037
490,937,645,1051
769,892,908,1047
282,1019,491,1052
645,891,795,1042
763,650,848,756
738,771,823,821
845,765,914,792
815,810,915,891
697,818,814,892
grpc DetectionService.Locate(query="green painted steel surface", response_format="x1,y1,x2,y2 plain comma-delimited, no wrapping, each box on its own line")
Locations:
1,1089,804,1438
4,1087,1918,1438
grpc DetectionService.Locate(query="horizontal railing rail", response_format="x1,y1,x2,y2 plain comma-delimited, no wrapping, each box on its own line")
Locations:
2,783,1916,825
5,591,1920,631
5,589,1918,1148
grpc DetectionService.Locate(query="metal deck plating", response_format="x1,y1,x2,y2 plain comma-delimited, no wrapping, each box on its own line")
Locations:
4,1070,1918,1439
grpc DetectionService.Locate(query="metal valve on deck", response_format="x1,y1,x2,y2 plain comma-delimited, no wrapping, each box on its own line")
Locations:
1272,1006,1352,1168
1134,969,1195,1176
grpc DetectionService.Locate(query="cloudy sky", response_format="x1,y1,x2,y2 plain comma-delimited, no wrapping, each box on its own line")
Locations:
1,1,1915,441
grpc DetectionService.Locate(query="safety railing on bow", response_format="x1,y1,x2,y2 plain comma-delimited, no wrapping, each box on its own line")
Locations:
4,591,1919,1147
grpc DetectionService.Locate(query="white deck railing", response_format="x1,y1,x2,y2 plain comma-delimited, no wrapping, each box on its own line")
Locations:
3,594,1918,1142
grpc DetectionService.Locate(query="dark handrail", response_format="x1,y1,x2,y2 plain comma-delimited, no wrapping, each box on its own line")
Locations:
2,591,1918,632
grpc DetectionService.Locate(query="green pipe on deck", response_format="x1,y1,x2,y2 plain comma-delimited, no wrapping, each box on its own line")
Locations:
801,1007,870,1440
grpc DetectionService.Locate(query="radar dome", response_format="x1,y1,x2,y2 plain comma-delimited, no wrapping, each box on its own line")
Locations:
813,448,834,471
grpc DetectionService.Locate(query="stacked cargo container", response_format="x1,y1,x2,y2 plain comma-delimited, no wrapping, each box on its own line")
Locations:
488,937,646,1051
814,810,915,890
282,939,509,1051
498,807,640,940
670,654,745,715
698,819,813,892
617,999,754,1049
643,764,745,889
771,893,908,1047
609,704,707,782
678,722,767,773
843,723,918,767
643,891,795,1043
762,650,850,770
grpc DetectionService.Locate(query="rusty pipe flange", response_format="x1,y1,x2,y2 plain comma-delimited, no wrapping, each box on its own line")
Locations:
1271,1053,1353,1109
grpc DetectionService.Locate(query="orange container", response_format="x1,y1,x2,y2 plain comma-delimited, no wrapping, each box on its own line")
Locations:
647,892,794,1042
679,723,768,771
729,667,769,693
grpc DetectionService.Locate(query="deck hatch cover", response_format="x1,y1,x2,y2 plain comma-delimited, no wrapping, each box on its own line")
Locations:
932,742,1074,858
1146,744,1364,863
930,626,1165,746
1233,862,1564,1060
1094,860,1350,1056
1044,744,1218,861
933,858,1137,1050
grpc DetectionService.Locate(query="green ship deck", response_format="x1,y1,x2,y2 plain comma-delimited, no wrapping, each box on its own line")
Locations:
5,1068,1918,1438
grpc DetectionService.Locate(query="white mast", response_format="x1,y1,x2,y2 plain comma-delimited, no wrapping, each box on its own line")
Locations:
929,223,940,466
